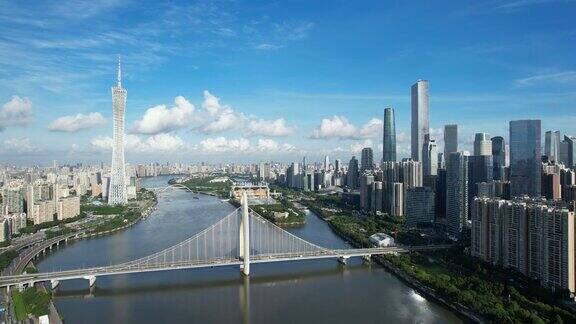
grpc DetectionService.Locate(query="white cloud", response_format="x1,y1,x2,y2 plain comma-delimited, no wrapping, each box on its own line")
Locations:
310,116,357,139
132,96,196,134
0,96,34,131
200,109,243,133
198,91,244,134
257,138,279,151
256,139,295,152
202,90,226,117
2,138,35,153
90,136,114,151
48,112,105,132
497,0,557,9
310,116,382,140
282,143,296,152
396,131,411,157
199,137,250,153
143,133,185,151
90,133,185,152
246,118,293,137
255,44,283,51
358,118,383,139
515,71,576,87
350,139,373,153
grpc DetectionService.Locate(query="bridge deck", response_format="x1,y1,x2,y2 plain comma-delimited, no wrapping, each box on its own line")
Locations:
0,247,407,287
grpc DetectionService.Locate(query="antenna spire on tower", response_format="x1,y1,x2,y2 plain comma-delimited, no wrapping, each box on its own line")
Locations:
117,55,122,87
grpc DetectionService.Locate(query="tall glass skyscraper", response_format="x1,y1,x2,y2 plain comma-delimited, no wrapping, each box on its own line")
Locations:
108,58,128,205
509,120,541,198
422,134,438,176
491,136,506,180
473,133,492,156
544,130,561,162
361,147,374,172
382,108,396,162
347,156,359,189
444,124,458,158
562,135,576,167
446,151,468,236
411,80,429,161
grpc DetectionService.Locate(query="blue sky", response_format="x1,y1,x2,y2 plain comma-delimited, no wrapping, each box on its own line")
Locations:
0,0,575,165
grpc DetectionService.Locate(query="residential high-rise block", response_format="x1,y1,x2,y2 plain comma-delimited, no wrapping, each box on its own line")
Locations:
444,124,458,158
411,80,430,162
471,197,576,293
405,187,435,228
108,58,128,205
510,120,541,198
383,182,404,217
382,108,396,162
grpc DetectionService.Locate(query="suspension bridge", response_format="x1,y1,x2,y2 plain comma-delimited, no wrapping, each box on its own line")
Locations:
0,193,442,292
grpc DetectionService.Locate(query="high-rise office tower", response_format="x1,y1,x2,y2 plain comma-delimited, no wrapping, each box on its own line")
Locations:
360,174,374,210
324,155,330,171
510,120,541,198
108,58,128,205
437,152,444,169
544,131,561,162
347,156,359,189
411,80,430,161
382,108,396,162
467,155,493,213
444,124,458,158
473,133,492,156
361,147,374,172
334,159,341,173
422,134,438,176
560,135,576,167
446,152,469,236
302,156,307,171
491,136,506,181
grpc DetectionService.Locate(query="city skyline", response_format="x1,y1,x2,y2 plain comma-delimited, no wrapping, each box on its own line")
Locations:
2,2,576,323
0,1,575,165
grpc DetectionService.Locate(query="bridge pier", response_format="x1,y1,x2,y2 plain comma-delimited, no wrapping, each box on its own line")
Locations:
239,192,250,276
338,256,349,265
362,254,372,263
50,280,60,290
84,276,97,287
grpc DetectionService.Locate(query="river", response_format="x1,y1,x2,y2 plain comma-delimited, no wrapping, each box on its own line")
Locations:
36,176,462,323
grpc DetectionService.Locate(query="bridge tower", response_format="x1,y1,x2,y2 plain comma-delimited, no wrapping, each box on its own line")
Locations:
239,192,250,276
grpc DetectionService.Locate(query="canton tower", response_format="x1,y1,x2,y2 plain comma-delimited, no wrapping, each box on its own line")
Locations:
108,57,128,205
